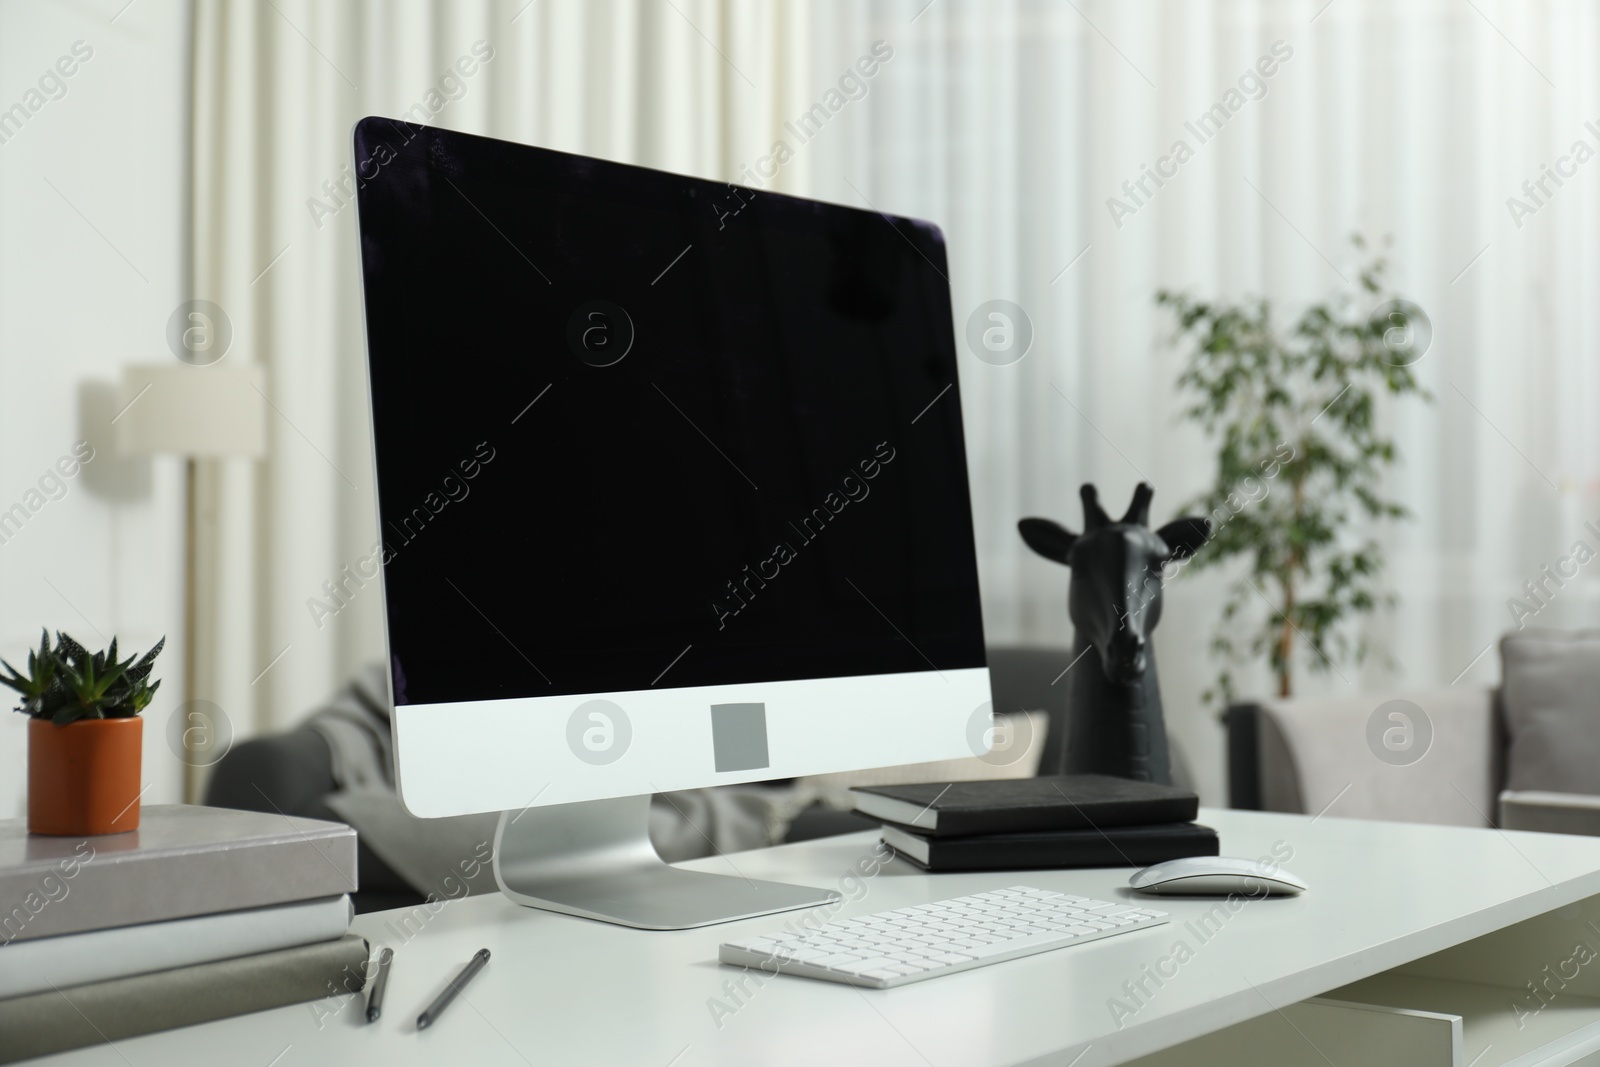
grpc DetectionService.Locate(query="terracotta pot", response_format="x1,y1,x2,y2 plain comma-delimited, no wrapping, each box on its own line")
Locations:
28,717,143,836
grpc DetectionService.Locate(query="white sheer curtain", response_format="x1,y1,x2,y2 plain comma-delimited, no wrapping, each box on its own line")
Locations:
795,0,1600,799
191,0,1600,802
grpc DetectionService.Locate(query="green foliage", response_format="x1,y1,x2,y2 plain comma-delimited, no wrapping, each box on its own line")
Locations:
1156,237,1429,704
1,630,165,725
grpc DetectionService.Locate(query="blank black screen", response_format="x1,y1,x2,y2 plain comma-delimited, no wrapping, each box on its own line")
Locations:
353,119,986,706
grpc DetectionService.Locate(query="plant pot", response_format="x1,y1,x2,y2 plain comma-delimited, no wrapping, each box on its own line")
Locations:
28,717,143,836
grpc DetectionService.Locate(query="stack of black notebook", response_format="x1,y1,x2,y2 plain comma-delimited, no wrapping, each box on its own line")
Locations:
851,775,1218,872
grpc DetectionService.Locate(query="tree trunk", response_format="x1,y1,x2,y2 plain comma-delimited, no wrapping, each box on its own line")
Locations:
1278,576,1295,698
1277,473,1307,698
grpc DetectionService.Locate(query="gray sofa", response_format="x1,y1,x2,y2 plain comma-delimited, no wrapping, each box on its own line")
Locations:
1227,629,1600,835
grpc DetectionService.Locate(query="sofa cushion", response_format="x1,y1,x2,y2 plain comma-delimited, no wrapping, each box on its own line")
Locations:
1255,688,1496,827
1502,629,1600,794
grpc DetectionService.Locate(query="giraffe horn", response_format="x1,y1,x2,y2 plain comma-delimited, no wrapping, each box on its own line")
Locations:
1122,482,1154,526
1081,484,1110,530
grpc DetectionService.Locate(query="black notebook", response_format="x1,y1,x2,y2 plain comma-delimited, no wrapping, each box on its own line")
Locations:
882,821,1219,872
851,775,1199,837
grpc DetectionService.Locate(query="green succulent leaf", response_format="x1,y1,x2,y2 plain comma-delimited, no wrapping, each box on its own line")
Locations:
54,632,90,668
123,637,166,685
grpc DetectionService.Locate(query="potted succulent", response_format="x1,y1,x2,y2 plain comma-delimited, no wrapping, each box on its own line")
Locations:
2,631,165,835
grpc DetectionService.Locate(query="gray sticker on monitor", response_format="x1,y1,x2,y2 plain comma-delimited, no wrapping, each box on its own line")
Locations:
710,702,770,772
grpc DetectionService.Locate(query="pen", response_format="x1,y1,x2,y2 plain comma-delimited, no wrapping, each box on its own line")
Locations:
416,948,490,1030
366,947,394,1024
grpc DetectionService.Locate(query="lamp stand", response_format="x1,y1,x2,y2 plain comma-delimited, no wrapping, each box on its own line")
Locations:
182,457,200,804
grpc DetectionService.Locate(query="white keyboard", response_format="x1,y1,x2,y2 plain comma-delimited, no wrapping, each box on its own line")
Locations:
718,886,1167,989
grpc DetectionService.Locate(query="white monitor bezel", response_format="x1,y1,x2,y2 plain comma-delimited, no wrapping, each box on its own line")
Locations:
391,667,990,818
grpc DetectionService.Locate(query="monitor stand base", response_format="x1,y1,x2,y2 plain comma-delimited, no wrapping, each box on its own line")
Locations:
492,795,841,930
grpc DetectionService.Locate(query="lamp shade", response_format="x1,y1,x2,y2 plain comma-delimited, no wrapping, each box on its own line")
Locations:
115,363,266,458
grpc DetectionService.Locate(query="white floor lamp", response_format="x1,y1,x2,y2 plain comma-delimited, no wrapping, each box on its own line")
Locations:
115,362,265,803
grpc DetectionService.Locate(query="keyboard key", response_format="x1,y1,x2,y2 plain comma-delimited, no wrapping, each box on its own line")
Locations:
812,954,865,969
785,948,837,963
848,958,900,973
886,962,934,975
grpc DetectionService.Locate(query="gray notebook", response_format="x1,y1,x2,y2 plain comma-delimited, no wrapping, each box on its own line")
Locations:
0,934,371,1063
0,804,357,943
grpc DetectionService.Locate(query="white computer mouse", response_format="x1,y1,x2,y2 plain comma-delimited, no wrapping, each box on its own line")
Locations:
1129,856,1308,897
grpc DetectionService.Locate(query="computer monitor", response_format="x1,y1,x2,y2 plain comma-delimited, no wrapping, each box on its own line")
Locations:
353,117,989,928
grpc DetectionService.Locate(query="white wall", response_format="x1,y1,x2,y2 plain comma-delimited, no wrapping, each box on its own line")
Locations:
0,0,190,819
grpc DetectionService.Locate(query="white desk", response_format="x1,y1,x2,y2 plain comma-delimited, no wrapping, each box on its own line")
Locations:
36,809,1600,1066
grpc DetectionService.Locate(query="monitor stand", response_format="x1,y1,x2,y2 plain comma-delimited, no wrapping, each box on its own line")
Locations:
492,794,841,929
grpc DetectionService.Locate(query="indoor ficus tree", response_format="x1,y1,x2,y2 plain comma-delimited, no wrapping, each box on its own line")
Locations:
1156,237,1430,704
